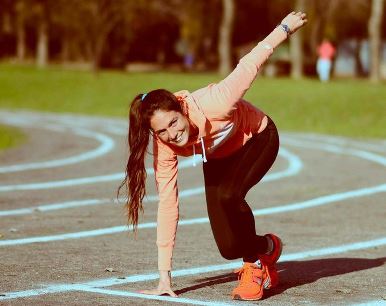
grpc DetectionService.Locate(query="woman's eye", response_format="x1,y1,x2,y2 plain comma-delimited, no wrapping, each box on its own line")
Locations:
172,120,177,126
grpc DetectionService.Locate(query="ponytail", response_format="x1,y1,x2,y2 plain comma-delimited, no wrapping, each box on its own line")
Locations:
118,94,149,233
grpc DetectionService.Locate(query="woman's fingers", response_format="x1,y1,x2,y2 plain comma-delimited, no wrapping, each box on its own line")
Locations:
294,12,307,29
138,288,178,297
167,290,178,297
280,11,307,34
138,289,159,295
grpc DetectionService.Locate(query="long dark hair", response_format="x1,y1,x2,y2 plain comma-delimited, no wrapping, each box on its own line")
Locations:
117,89,183,233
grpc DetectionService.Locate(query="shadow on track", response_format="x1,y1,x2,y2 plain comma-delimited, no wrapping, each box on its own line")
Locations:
174,257,386,297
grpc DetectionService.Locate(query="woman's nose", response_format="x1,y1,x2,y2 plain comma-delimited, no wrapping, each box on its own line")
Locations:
168,129,177,141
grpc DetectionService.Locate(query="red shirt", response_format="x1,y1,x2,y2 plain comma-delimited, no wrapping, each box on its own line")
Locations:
318,41,335,60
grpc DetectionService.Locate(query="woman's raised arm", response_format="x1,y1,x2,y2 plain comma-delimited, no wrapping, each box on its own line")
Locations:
195,11,308,117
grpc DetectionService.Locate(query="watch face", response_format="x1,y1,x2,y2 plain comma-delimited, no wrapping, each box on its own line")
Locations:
280,24,290,35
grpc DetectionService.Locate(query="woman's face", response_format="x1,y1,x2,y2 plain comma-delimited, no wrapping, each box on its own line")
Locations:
150,110,190,147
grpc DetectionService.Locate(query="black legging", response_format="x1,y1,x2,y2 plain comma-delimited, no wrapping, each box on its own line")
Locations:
203,117,279,263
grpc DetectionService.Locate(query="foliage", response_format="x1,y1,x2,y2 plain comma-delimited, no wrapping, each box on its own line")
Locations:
0,0,384,71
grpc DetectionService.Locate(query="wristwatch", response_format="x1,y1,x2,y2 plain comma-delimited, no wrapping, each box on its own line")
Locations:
277,24,291,37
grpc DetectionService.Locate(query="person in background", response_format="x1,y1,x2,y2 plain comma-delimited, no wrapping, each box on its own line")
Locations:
119,11,307,301
316,38,336,82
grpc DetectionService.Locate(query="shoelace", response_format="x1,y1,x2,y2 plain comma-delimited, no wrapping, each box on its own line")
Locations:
234,264,263,287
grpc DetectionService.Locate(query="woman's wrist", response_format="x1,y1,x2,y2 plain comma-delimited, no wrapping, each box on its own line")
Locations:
261,26,288,50
159,270,171,280
277,23,291,38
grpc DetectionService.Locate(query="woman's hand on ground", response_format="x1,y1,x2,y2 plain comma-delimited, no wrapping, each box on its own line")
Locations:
280,11,308,34
138,270,178,297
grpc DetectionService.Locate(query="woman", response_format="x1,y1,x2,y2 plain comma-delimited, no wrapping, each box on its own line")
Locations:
316,38,336,82
119,11,307,301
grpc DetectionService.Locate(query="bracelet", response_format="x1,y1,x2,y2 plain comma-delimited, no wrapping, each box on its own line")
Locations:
277,24,291,37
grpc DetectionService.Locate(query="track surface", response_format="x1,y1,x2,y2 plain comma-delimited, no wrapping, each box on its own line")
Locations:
0,110,385,306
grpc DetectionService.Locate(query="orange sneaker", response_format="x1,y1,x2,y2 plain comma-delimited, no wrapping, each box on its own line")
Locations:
259,233,283,289
231,260,270,301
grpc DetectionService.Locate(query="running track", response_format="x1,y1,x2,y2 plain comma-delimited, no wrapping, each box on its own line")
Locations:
0,110,385,305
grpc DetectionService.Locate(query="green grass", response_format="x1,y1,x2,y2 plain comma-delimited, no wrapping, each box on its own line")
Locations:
0,63,385,151
0,124,25,151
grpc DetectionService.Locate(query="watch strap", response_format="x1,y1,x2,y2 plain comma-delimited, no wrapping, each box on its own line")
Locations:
277,24,291,37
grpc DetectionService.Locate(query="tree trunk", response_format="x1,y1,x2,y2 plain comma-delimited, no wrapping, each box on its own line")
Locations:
309,0,338,58
309,0,329,59
218,0,234,75
290,0,305,79
354,39,365,77
36,3,49,68
92,37,106,74
61,31,70,62
15,0,26,62
369,0,384,82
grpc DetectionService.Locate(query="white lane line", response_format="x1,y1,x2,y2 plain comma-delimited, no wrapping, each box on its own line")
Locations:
0,147,301,192
0,173,122,192
1,183,384,246
254,183,386,215
351,301,386,306
0,199,111,217
1,111,128,136
282,137,386,166
0,128,115,173
0,147,302,215
74,286,240,306
285,133,386,153
1,237,385,300
102,126,127,135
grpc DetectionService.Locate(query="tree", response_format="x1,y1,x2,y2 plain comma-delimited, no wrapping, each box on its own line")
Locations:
218,0,235,75
369,0,384,82
327,0,371,76
15,0,26,62
35,0,49,68
290,0,306,79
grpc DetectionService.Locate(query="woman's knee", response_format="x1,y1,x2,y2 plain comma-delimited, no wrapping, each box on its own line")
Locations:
217,187,242,206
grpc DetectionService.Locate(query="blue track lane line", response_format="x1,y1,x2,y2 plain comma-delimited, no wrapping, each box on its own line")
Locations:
0,128,115,173
1,237,385,301
0,183,384,246
74,286,241,306
0,117,115,173
282,137,386,166
351,301,386,306
0,199,111,217
0,147,300,192
0,147,302,216
284,132,386,153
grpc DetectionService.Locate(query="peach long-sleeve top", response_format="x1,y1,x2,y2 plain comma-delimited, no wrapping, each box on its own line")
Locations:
153,27,287,271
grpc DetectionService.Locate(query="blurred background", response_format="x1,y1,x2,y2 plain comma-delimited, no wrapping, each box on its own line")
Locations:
0,0,385,150
1,0,385,77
